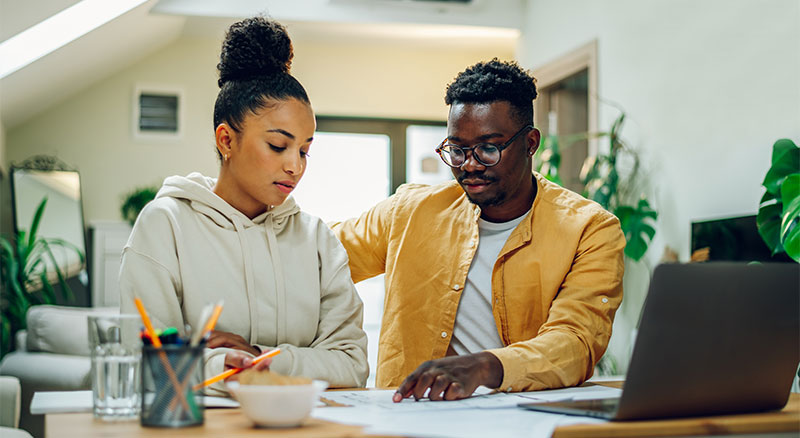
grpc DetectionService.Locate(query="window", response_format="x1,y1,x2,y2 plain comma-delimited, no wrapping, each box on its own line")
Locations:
295,116,445,386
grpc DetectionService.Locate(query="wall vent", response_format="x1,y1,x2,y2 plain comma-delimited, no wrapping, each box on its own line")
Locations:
133,85,183,140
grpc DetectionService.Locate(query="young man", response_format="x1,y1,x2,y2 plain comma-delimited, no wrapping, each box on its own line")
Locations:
332,59,625,401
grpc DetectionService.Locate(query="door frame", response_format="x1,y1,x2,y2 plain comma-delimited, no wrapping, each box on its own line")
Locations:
533,40,599,157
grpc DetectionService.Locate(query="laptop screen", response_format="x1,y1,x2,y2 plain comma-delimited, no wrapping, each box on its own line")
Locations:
691,214,793,263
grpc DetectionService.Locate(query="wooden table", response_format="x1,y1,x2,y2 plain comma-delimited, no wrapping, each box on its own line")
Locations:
45,388,800,438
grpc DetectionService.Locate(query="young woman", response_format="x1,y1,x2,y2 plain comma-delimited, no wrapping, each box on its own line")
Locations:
119,17,368,393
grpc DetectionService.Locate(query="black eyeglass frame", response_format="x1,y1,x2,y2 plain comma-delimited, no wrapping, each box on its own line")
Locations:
435,124,534,168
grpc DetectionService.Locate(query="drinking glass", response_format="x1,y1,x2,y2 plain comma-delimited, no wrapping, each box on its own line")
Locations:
88,314,142,420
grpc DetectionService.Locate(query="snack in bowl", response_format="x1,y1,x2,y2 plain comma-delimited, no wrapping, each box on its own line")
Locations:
227,369,329,428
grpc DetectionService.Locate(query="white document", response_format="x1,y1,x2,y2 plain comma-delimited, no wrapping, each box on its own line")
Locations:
321,384,621,411
321,388,528,412
314,385,612,438
30,391,93,414
30,390,239,414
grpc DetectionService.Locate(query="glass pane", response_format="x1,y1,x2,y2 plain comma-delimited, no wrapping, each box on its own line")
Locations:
12,169,85,277
291,131,389,387
406,125,452,186
292,132,390,223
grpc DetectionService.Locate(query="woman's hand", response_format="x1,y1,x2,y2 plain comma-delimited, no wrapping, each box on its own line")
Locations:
207,330,261,356
223,350,272,383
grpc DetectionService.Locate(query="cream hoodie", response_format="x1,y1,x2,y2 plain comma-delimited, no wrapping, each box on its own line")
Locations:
119,173,368,393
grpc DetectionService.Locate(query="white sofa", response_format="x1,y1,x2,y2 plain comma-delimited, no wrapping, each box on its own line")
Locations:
0,305,118,438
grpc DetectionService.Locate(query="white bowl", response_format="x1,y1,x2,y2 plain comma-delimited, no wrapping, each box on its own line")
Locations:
227,380,329,427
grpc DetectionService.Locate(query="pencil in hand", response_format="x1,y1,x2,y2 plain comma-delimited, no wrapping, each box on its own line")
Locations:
194,348,281,391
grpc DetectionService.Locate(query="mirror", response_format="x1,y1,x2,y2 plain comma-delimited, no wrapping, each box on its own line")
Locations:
10,155,89,305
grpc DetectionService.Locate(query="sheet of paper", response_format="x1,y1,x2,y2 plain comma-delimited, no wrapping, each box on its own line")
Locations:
321,385,621,411
31,390,240,414
313,405,606,438
321,389,528,411
313,385,613,438
30,390,92,414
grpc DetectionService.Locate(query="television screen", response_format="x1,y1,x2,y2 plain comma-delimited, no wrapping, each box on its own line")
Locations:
691,215,793,263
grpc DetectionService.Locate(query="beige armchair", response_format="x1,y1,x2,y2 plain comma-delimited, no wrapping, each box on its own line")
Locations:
0,376,33,438
0,305,118,437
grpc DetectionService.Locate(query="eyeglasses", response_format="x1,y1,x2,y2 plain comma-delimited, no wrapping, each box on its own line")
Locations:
435,124,533,168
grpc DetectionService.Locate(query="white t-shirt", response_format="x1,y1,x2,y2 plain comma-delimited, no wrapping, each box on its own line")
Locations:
449,210,530,355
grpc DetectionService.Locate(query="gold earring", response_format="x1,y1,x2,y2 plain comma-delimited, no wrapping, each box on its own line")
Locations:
225,153,230,161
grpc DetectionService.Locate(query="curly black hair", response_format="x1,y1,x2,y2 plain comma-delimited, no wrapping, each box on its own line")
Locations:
213,17,309,149
445,58,538,125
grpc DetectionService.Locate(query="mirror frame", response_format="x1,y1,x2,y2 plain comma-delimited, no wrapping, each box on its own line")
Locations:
9,155,89,282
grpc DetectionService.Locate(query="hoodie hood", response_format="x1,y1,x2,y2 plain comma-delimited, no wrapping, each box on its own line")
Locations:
155,172,300,232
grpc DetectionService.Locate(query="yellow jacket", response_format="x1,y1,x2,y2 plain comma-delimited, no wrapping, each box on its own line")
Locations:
332,172,625,391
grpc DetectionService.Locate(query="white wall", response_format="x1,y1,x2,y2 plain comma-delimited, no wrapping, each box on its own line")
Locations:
0,116,5,171
6,36,511,223
520,0,800,373
0,114,9,237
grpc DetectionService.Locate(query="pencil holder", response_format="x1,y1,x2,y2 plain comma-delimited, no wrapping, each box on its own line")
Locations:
140,344,205,427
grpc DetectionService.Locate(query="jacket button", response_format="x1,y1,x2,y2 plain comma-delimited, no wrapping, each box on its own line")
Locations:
441,331,447,338
601,297,609,303
452,284,460,290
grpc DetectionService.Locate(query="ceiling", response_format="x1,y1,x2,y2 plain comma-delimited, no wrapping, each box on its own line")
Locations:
0,0,523,129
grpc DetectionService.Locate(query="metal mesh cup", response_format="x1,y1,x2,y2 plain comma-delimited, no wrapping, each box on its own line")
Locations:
140,344,205,427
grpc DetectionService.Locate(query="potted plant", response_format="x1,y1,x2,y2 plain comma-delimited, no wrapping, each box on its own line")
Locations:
757,138,799,262
536,109,658,261
120,185,159,226
0,197,85,358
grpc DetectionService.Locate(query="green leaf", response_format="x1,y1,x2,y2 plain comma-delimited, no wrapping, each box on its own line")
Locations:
759,190,777,206
757,201,784,254
39,272,57,304
43,238,85,263
779,174,800,262
0,238,28,312
27,197,48,249
614,199,658,262
42,242,75,302
762,139,799,195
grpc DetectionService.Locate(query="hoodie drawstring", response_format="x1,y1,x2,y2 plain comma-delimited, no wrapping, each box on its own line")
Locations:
264,215,287,343
231,215,261,345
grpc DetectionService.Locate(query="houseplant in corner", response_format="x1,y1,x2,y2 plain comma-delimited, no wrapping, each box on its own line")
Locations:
0,197,85,358
120,185,159,226
580,111,658,262
757,138,799,262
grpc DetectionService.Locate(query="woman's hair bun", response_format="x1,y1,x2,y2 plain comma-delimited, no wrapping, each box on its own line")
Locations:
217,17,294,87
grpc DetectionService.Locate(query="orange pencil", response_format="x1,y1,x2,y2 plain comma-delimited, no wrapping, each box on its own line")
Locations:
202,302,224,338
193,348,281,391
133,297,192,412
134,297,163,348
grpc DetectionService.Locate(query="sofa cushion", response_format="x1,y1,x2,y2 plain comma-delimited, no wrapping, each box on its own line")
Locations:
25,306,118,356
0,352,92,390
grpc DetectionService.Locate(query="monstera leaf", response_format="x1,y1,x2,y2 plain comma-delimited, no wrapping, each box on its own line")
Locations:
614,199,658,261
579,111,656,262
757,139,799,262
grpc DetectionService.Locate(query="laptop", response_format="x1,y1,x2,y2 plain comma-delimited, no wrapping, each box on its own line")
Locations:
519,262,800,421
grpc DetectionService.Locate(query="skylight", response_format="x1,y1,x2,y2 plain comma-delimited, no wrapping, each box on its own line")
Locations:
0,0,148,79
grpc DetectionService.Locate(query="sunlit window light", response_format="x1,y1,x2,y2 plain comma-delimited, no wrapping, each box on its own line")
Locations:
0,0,148,79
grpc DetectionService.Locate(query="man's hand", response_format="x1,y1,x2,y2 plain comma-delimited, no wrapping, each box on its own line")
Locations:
392,352,503,402
223,350,272,382
207,330,261,356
